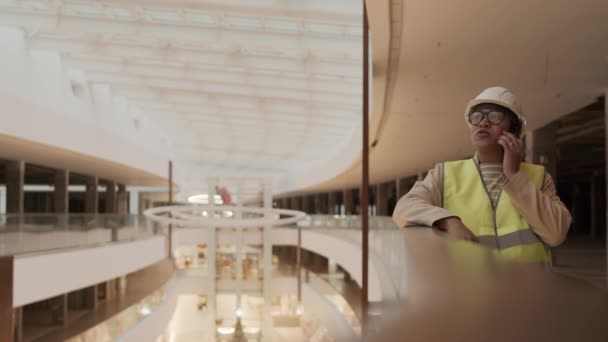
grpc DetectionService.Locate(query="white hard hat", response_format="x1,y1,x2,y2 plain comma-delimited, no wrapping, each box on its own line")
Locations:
464,86,527,127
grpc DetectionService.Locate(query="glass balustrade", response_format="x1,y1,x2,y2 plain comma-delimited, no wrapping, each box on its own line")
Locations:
0,214,166,256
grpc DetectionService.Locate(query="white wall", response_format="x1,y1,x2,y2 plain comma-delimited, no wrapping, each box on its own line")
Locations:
13,236,167,307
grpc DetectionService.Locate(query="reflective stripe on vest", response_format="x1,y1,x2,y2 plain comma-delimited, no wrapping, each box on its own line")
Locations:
443,159,551,264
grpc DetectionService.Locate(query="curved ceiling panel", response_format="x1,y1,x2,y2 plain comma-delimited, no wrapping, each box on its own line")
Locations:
308,0,608,191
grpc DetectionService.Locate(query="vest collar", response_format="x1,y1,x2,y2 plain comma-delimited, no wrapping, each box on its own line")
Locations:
472,153,503,167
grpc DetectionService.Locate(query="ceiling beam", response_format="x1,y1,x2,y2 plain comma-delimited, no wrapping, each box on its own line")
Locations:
150,110,356,127
48,24,360,63
167,128,344,142
104,84,361,109
27,35,360,74
86,0,362,22
81,70,359,99
142,106,356,121
87,77,358,105
131,98,358,116
154,115,353,135
63,57,360,94
1,10,359,54
166,122,349,137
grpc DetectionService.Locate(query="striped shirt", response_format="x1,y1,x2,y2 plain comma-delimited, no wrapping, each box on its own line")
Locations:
478,163,507,207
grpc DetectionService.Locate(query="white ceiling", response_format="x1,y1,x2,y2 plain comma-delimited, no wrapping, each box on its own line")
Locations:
0,0,363,191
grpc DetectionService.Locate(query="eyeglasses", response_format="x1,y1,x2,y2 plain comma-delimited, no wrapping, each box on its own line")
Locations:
467,111,505,125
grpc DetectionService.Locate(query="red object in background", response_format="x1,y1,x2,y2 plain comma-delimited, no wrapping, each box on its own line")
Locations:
218,186,232,205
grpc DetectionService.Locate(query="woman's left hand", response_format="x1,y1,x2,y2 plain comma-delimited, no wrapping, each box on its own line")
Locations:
498,132,523,178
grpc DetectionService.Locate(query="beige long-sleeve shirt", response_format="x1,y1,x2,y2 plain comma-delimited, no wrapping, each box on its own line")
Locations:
392,160,572,247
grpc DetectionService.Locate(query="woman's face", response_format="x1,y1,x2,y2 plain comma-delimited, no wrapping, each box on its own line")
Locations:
468,104,513,149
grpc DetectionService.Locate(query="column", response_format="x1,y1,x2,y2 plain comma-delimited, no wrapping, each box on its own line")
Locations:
105,279,116,301
313,194,321,214
342,190,348,214
67,291,82,310
591,172,598,239
604,90,608,285
0,186,6,214
343,189,355,215
118,275,127,296
128,188,139,215
235,183,243,314
263,182,272,340
398,177,415,199
53,170,69,213
301,195,310,213
286,197,292,210
318,193,328,214
105,181,116,214
397,178,406,199
395,179,401,203
328,192,337,215
96,283,106,302
117,184,128,215
6,160,24,214
376,183,389,216
0,256,13,342
13,307,22,342
49,294,68,326
328,259,338,274
83,285,98,310
207,179,217,310
84,176,99,214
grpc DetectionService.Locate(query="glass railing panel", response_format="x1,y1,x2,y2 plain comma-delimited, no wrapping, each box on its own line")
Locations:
65,277,172,342
0,214,165,256
304,270,362,336
292,215,407,304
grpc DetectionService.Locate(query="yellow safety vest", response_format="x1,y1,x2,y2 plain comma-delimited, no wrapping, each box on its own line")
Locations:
443,159,551,264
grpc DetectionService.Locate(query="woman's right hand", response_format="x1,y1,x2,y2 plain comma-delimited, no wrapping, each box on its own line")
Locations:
434,217,480,243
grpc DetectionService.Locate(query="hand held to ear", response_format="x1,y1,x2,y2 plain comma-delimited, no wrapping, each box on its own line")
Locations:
498,132,523,178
